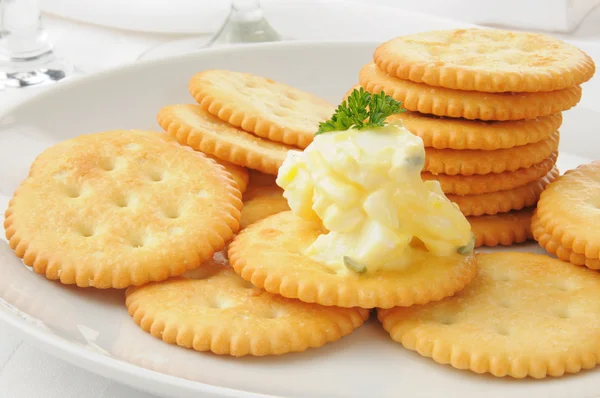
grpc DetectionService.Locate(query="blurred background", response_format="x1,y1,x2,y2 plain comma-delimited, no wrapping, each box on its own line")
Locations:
2,0,600,76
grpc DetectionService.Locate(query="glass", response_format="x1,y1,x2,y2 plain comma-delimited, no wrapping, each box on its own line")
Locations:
138,0,281,61
0,0,72,89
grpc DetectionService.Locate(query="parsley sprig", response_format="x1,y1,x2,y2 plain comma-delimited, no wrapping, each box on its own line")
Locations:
316,88,405,135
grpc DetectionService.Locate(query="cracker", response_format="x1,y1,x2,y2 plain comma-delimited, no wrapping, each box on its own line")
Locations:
359,63,582,121
205,154,249,194
240,171,290,230
373,28,595,93
157,104,295,175
228,211,477,309
342,86,562,150
423,153,557,195
3,130,242,289
424,131,560,175
151,130,250,193
469,208,533,248
378,252,600,378
188,70,335,149
532,161,600,260
125,253,369,356
398,114,561,151
447,167,559,216
531,211,600,270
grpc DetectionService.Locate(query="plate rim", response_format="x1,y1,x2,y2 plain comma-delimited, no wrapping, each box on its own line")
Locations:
0,40,377,122
0,303,279,398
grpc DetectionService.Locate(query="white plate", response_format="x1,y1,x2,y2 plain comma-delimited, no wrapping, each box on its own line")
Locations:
0,41,599,398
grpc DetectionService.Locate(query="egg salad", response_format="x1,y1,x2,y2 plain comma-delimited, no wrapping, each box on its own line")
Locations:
276,88,474,274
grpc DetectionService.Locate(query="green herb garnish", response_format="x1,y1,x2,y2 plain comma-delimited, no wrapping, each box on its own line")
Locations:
343,256,367,273
457,234,476,255
316,88,405,135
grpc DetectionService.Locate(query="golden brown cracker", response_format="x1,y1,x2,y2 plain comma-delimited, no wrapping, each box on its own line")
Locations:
423,153,557,195
424,131,560,175
240,171,290,230
446,167,559,216
157,104,294,175
188,70,335,149
205,155,249,194
228,211,477,309
3,130,242,289
531,211,600,270
341,88,562,150
374,28,595,93
532,161,600,261
469,208,533,248
359,63,582,121
125,253,369,357
378,252,600,379
149,129,250,193
393,112,560,150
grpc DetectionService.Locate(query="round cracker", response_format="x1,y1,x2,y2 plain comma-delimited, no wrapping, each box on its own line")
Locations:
374,28,595,93
205,154,249,194
3,130,242,289
423,153,557,195
125,253,369,357
447,167,559,216
532,210,600,270
188,70,335,149
149,129,250,194
424,131,560,175
228,211,477,309
533,161,600,260
468,207,533,248
397,112,561,151
342,85,561,150
157,104,294,175
378,252,600,378
240,171,290,230
359,63,582,121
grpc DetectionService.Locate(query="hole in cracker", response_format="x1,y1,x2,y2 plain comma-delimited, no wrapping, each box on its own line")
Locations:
279,99,295,110
260,228,282,239
147,170,164,182
285,91,300,100
115,195,129,208
552,307,570,319
244,80,258,88
164,206,180,219
495,325,509,336
77,223,95,238
64,185,81,198
99,158,116,171
273,109,289,117
129,233,146,248
496,274,512,282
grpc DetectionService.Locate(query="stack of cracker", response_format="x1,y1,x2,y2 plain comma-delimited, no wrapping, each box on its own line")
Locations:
158,69,335,176
355,28,595,248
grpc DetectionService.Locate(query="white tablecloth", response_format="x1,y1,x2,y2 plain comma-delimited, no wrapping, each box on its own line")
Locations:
2,2,600,397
